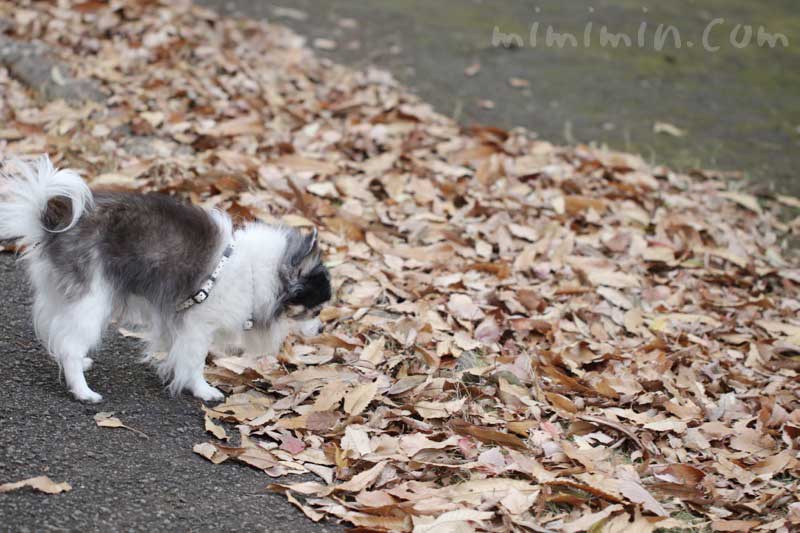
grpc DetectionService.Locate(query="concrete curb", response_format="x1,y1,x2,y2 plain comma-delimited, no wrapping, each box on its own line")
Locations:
0,29,104,104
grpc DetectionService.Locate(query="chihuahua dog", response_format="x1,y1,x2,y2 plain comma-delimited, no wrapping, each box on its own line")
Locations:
0,156,331,402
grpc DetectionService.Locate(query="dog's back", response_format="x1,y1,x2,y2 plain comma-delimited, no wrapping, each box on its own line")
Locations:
42,192,224,312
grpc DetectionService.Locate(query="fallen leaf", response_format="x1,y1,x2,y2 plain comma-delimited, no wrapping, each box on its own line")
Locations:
415,398,467,419
359,336,386,365
204,415,228,440
654,121,686,137
280,434,307,455
414,509,494,532
0,476,71,495
343,382,378,416
588,270,641,289
94,412,148,439
450,419,527,450
562,504,624,533
333,461,386,493
273,154,338,175
565,195,608,215
447,294,484,321
718,191,763,215
464,62,481,77
618,479,668,517
712,520,762,532
312,381,349,412
193,442,230,465
313,38,338,50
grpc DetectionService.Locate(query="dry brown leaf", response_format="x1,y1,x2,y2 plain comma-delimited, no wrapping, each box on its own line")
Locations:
447,294,484,321
618,479,668,517
562,504,624,533
565,195,607,215
414,509,494,532
204,415,228,441
234,447,281,471
193,442,230,465
343,382,378,416
507,420,537,437
93,412,149,439
711,520,762,532
359,336,386,366
415,399,466,419
0,476,72,495
333,461,386,493
207,113,264,136
464,62,481,77
654,121,687,137
273,154,338,175
450,419,528,450
653,464,705,486
312,381,349,412
718,191,762,214
587,270,641,289
286,492,324,522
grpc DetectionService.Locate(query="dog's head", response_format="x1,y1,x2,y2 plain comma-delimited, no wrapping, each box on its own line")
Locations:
278,227,331,336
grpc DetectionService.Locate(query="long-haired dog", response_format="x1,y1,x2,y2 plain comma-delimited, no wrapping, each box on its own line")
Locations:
0,156,331,402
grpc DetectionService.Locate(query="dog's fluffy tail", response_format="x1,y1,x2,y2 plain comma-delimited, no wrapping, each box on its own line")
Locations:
0,155,93,247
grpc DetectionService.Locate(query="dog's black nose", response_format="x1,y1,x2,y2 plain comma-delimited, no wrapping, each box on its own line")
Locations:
317,323,325,335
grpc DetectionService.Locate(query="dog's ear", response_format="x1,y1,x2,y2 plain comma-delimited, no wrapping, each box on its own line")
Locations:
297,227,321,276
290,226,318,267
282,226,321,278
279,226,325,306
306,226,318,256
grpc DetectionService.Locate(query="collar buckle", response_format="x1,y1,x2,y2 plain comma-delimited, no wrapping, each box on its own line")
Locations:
192,290,209,304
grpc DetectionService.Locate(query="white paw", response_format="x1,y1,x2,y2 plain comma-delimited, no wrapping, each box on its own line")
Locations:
191,382,224,402
82,357,94,371
73,388,103,403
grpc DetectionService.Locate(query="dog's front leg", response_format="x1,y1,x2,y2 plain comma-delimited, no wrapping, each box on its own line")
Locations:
166,329,224,402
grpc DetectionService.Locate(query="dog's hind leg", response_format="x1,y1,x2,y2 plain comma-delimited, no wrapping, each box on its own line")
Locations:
45,281,113,403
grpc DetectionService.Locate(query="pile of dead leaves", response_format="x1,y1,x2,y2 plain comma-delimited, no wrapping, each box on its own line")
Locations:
2,1,800,531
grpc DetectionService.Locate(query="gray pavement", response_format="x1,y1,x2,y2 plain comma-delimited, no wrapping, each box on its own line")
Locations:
0,255,334,532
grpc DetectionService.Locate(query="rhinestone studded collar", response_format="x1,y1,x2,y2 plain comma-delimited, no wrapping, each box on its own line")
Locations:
176,244,235,312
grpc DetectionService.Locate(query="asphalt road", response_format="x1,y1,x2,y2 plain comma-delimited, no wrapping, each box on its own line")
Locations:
0,254,337,532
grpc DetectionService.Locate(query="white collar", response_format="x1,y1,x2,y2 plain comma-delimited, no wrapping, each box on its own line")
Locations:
176,243,235,312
